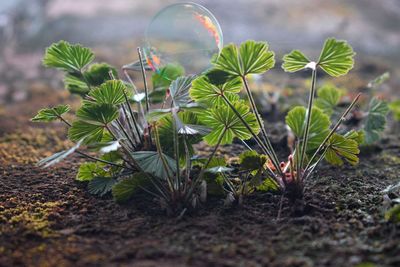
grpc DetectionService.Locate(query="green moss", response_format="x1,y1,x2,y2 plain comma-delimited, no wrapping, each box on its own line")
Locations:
0,198,63,238
378,152,400,165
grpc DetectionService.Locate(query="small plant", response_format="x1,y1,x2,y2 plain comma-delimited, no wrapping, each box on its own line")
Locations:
33,41,214,216
313,73,390,145
190,38,364,202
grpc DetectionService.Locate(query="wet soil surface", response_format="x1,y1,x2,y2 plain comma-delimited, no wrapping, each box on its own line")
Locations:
1,89,400,267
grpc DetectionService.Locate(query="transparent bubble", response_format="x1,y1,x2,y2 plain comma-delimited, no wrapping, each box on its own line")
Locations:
144,3,223,78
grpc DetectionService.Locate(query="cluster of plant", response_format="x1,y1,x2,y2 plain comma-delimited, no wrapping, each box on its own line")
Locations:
32,37,387,215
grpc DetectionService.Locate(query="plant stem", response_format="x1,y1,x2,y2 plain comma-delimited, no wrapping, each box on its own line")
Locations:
137,47,150,113
183,135,191,184
123,70,146,122
122,91,143,143
242,76,282,174
172,110,181,190
221,94,278,181
191,128,227,198
153,124,175,191
205,128,226,169
57,115,71,127
75,150,130,170
137,47,153,147
299,68,317,170
115,119,137,150
79,70,92,92
304,93,361,176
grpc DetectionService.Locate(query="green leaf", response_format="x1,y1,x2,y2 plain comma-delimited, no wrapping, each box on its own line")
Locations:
204,69,237,86
282,38,355,77
146,108,172,122
112,173,148,203
170,75,196,107
152,63,185,90
213,40,275,76
325,133,360,166
64,73,90,95
84,63,118,86
131,151,177,179
282,50,310,73
344,130,365,145
148,88,167,104
37,139,83,168
239,150,268,171
64,63,118,96
385,204,400,223
364,98,389,144
88,177,116,196
256,178,279,192
88,80,128,105
76,162,107,181
317,38,355,77
76,103,119,125
68,120,105,143
192,157,226,169
31,105,70,122
389,100,400,121
200,101,260,145
285,106,331,151
190,74,242,106
158,111,205,159
43,40,94,73
314,84,342,116
213,44,242,75
239,40,275,75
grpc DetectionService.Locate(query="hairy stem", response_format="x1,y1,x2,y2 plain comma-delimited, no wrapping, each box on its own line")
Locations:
115,119,137,150
221,94,278,181
153,124,175,192
304,93,361,177
172,111,181,190
242,76,282,175
122,91,143,143
122,70,146,122
75,150,130,170
299,68,317,171
137,47,150,113
137,47,153,147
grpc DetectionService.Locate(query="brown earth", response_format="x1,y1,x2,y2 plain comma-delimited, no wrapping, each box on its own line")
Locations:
0,81,400,267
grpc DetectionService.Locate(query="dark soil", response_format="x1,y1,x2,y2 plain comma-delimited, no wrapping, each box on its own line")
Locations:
1,87,400,267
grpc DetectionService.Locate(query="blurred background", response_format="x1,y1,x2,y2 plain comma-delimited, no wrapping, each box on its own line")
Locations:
0,0,399,105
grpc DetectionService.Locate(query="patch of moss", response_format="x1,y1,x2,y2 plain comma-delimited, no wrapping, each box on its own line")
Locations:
0,127,70,165
0,197,64,238
378,152,400,165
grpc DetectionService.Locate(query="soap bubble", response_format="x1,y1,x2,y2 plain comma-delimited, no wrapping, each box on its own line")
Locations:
144,3,223,78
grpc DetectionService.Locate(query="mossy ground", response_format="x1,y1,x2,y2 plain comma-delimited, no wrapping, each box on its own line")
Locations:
0,67,399,267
